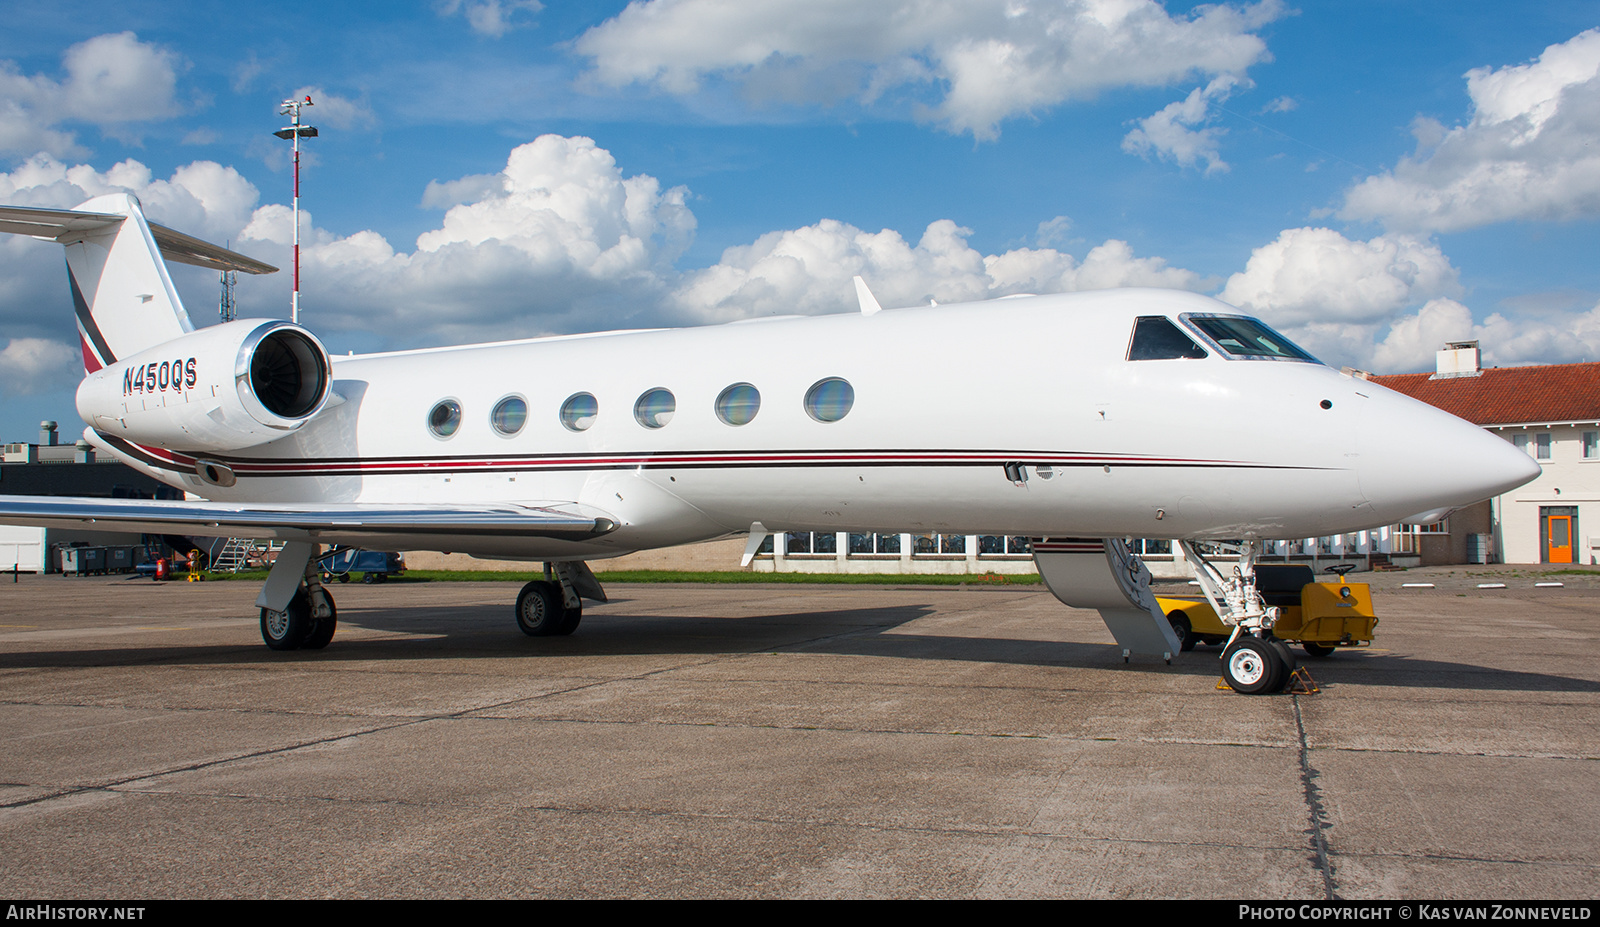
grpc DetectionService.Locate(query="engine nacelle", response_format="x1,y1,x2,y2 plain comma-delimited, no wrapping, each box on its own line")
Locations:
77,319,332,452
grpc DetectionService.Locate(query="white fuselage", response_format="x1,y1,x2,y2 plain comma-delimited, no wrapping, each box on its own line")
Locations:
92,288,1538,560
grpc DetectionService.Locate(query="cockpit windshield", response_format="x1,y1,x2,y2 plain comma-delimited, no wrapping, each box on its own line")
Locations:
1183,315,1317,362
1127,316,1208,360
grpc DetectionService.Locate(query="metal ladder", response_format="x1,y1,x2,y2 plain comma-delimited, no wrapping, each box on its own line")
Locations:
212,538,262,573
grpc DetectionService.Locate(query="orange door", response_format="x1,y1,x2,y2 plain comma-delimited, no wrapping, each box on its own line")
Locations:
1548,515,1573,563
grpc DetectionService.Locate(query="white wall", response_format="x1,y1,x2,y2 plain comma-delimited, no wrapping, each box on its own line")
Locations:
1491,423,1600,563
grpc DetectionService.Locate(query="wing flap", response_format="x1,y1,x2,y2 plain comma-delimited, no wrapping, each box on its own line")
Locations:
0,495,616,543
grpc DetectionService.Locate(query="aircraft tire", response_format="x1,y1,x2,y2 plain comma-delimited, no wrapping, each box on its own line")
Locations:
1267,637,1296,685
1166,612,1195,652
1302,642,1335,657
515,581,565,636
555,600,582,635
1221,637,1284,695
261,591,311,651
300,593,338,650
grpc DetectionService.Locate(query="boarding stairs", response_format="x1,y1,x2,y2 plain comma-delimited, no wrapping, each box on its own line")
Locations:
211,538,279,573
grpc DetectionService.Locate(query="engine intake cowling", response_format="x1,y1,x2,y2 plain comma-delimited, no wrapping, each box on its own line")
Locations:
77,319,333,452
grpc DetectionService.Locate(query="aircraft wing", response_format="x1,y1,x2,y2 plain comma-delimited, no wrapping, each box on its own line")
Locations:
0,495,616,543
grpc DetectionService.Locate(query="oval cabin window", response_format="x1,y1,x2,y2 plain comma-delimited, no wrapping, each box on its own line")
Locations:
804,378,854,423
715,383,761,426
428,399,462,438
490,395,527,436
634,388,676,429
559,393,598,432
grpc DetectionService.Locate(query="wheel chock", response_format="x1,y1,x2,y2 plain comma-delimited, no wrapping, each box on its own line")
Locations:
1214,666,1320,694
1284,666,1319,694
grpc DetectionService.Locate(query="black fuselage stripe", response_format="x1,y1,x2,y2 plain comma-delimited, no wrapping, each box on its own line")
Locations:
113,436,1328,479
207,459,1317,478
196,448,1260,467
101,435,197,474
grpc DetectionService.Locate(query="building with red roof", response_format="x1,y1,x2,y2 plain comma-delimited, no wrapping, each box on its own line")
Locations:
1372,343,1600,564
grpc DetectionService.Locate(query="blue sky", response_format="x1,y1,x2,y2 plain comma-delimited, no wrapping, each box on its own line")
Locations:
2,1,1599,442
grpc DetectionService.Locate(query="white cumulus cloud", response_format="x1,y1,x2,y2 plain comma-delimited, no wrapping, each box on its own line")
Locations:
576,0,1284,140
1122,75,1243,175
240,134,699,342
1220,227,1461,327
0,154,260,242
0,338,80,398
436,0,543,37
0,32,183,157
1339,28,1600,232
287,87,377,132
1217,227,1464,370
1370,297,1600,374
671,217,1205,323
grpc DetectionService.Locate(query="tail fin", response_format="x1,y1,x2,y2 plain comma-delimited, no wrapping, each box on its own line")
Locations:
0,194,277,373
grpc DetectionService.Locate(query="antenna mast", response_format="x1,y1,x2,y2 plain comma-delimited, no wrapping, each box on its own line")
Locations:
273,95,318,325
219,262,237,323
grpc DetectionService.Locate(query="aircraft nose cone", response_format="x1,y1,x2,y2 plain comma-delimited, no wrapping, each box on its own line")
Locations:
1357,388,1541,521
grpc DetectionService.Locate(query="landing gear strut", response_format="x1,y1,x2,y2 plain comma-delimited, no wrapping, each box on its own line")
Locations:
1180,540,1295,694
257,541,337,651
513,561,604,637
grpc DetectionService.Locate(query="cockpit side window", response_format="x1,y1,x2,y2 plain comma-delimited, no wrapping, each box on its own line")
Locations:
1184,315,1317,361
1127,316,1209,361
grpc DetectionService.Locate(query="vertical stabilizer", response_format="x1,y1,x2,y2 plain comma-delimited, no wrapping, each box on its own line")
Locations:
60,194,196,372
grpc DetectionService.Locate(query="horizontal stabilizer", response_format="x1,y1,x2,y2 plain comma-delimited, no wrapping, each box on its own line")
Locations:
0,495,616,544
0,204,277,275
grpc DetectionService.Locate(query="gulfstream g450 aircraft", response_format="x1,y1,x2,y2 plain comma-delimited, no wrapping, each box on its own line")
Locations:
0,194,1540,693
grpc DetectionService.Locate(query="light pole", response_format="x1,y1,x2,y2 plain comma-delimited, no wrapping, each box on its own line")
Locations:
273,96,318,325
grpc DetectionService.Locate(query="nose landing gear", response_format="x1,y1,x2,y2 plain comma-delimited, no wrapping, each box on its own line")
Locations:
1181,540,1298,695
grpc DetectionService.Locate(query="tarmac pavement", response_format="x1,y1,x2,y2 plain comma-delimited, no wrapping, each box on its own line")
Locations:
0,566,1595,899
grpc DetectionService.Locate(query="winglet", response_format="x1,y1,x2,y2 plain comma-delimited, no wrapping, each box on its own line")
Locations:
741,521,769,567
853,276,882,317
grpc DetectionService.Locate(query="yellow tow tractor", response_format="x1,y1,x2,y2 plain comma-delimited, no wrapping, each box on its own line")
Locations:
1155,564,1377,657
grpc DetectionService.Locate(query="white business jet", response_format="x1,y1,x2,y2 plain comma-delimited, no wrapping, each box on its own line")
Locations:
0,194,1539,693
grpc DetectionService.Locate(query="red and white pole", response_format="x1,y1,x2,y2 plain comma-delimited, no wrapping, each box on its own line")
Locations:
274,96,317,325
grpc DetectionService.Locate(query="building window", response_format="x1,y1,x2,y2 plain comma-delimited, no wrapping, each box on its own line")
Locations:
1394,521,1448,555
848,533,901,555
1535,433,1552,460
1513,434,1530,456
1131,538,1172,557
1584,431,1598,459
912,533,965,555
786,531,836,555
978,536,1033,556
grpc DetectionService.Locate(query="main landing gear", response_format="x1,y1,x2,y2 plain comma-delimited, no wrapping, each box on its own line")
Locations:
514,561,604,637
1179,540,1298,695
252,547,609,652
257,541,337,651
